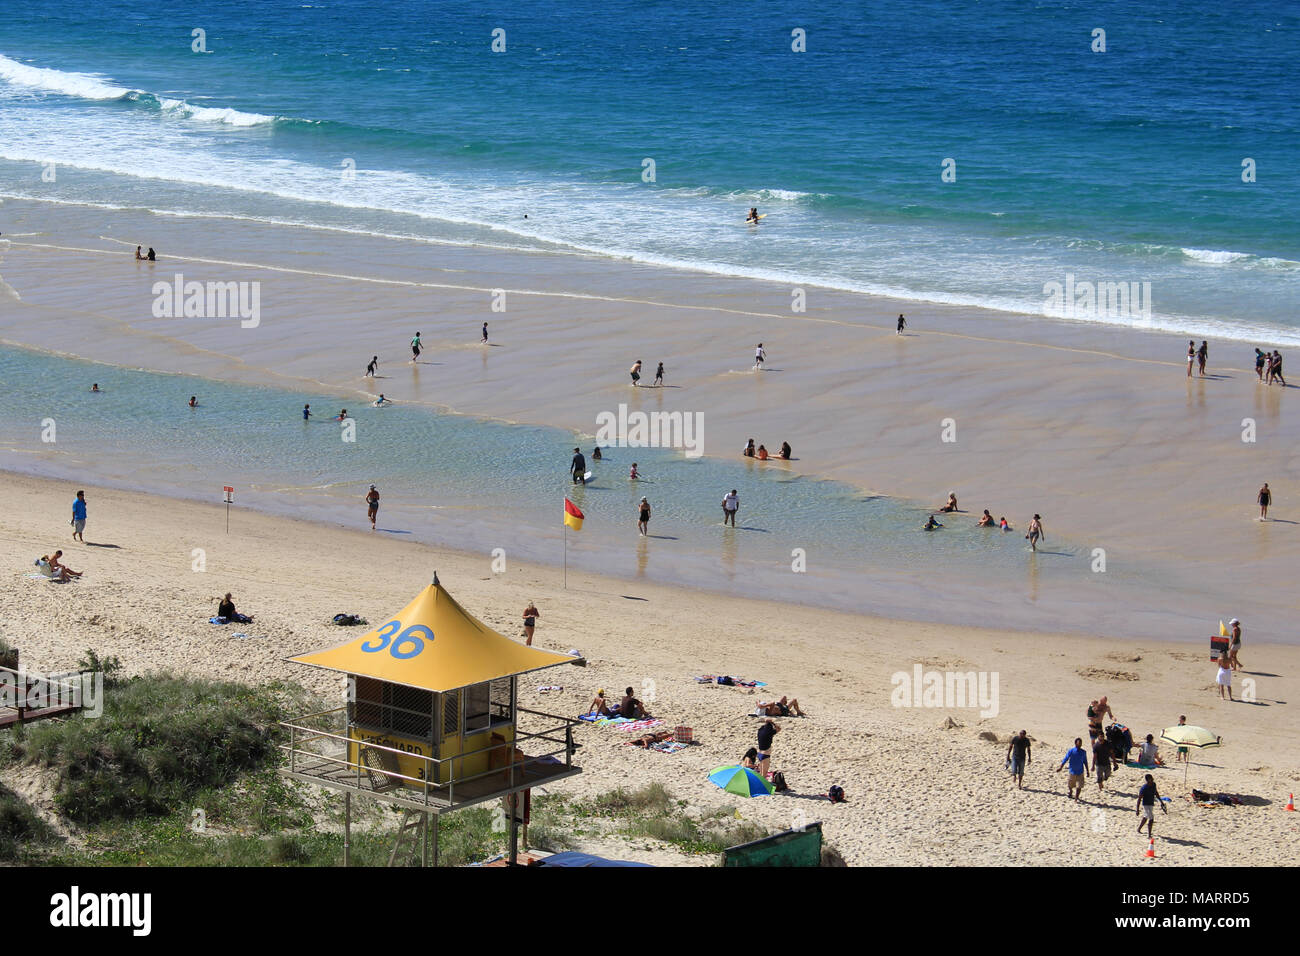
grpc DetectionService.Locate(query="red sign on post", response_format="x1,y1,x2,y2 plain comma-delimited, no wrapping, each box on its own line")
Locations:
223,486,234,503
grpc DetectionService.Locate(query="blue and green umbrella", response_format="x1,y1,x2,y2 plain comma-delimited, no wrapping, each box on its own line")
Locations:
708,765,774,797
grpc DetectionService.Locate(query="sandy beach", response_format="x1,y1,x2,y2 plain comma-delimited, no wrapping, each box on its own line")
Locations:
2,472,1297,866
1,199,1297,642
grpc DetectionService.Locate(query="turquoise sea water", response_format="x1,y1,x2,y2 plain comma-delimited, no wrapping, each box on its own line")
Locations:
1,1,1298,341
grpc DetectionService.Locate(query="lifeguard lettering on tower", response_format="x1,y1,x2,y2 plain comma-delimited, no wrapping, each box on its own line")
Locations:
279,572,585,866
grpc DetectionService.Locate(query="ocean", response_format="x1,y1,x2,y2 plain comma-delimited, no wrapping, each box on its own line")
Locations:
1,0,1298,342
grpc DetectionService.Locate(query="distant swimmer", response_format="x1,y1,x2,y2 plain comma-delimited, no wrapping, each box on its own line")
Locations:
146,247,156,261
629,462,639,480
629,360,642,386
978,509,994,527
924,515,943,531
303,404,312,421
999,516,1011,532
654,362,664,387
411,332,422,363
779,441,791,460
637,497,651,536
334,409,349,421
366,485,380,531
939,492,958,513
571,447,586,485
365,356,378,377
897,314,906,334
753,343,765,370
188,396,197,408
90,383,100,392
373,394,390,406
482,322,489,344
746,207,760,224
134,246,144,261
1026,514,1044,551
592,446,602,461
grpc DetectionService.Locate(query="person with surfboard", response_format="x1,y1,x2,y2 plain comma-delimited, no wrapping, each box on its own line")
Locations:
570,447,586,485
746,207,759,223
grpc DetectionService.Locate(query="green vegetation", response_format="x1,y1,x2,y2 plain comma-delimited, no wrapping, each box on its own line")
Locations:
0,780,57,862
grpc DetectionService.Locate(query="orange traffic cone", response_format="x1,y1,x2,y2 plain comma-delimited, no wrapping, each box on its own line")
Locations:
1286,793,1296,812
1144,838,1156,859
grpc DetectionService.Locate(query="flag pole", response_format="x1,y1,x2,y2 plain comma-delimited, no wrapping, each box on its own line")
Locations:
563,518,568,590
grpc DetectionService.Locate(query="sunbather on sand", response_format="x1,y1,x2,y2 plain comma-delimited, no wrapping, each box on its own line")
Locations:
619,686,650,719
217,592,254,623
588,689,613,716
49,551,82,579
741,747,759,769
758,695,805,717
37,555,75,582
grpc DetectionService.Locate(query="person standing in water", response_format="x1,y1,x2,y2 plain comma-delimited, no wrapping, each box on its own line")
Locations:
482,322,489,344
522,602,540,646
897,314,906,334
302,404,312,421
1197,341,1208,376
629,463,639,480
571,447,586,485
654,362,664,387
1258,482,1271,520
1186,341,1195,378
722,489,739,527
637,497,651,536
134,246,144,260
188,396,197,408
753,343,765,370
365,356,378,377
1026,514,1044,551
410,332,422,363
366,485,380,531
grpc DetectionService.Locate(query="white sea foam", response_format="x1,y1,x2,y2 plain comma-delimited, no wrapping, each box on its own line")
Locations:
0,54,128,99
1181,247,1250,264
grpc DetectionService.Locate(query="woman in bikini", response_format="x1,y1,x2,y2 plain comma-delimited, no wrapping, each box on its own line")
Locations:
522,602,540,646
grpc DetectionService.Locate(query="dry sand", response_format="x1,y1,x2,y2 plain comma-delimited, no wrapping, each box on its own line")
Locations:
2,473,1296,866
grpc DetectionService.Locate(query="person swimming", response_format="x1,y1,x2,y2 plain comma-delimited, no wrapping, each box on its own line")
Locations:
999,516,1010,532
592,446,602,460
90,383,100,392
188,396,197,407
629,463,639,480
334,409,348,421
373,394,389,406
924,515,943,531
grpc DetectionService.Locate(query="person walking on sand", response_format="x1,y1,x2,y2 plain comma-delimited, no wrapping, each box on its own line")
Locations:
1198,340,1208,376
629,360,642,386
753,343,765,370
1255,348,1268,381
1227,618,1242,670
365,356,378,377
482,322,489,344
71,490,87,543
1136,774,1166,837
637,497,651,536
1006,730,1032,789
522,602,540,646
366,485,380,531
1026,514,1044,551
1186,340,1195,378
571,447,586,485
1091,732,1115,792
1258,482,1271,520
410,331,422,363
897,314,906,334
722,489,739,527
1267,350,1285,386
1057,738,1089,800
653,362,664,387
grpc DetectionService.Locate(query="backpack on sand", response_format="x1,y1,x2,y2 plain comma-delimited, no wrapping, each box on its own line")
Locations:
771,771,789,793
827,785,846,803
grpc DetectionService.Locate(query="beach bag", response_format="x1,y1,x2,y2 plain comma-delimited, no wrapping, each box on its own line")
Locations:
674,726,693,744
772,771,789,793
827,785,845,803
332,613,368,626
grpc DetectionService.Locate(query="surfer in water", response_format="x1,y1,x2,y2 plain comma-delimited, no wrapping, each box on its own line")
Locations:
373,394,390,406
924,515,943,531
746,207,760,223
571,447,586,485
365,356,378,377
334,409,349,422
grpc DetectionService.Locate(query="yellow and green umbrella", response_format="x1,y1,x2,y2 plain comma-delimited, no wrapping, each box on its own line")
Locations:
1160,725,1221,784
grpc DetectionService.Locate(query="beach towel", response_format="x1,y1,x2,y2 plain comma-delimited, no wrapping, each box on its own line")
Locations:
648,740,687,755
615,718,664,733
209,616,228,625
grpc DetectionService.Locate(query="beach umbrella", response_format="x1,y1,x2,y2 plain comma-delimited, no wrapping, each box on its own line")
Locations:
1159,725,1221,785
708,765,774,797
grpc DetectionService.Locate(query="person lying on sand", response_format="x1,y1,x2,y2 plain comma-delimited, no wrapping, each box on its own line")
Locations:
48,550,82,579
217,592,254,624
758,696,805,717
588,689,612,716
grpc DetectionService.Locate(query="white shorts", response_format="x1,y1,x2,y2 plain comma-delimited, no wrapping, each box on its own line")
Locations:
1140,805,1154,821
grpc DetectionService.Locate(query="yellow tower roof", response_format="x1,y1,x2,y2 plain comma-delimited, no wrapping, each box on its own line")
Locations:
288,578,580,692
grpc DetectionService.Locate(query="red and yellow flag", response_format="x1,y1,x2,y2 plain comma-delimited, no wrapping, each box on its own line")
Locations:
563,498,584,531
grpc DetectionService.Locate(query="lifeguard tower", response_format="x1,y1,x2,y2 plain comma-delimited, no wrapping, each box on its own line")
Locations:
279,573,582,866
